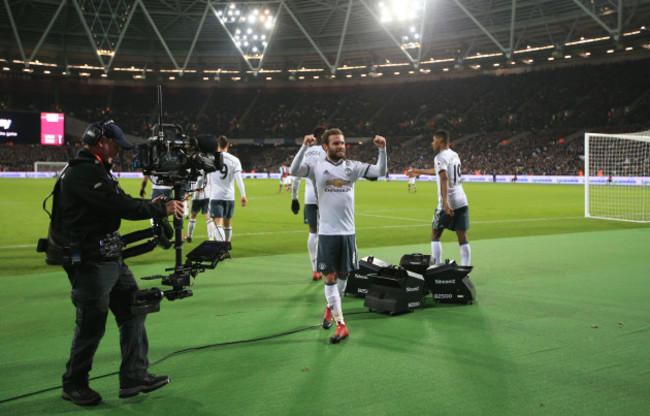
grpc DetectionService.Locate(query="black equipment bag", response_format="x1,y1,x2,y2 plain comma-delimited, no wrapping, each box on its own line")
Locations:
363,265,426,315
36,165,72,265
423,260,475,304
345,256,391,297
399,253,431,276
399,253,432,294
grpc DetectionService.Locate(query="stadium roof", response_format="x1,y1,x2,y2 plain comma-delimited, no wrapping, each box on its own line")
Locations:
2,0,650,81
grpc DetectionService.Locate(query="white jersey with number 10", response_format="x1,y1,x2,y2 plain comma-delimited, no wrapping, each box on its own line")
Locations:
434,148,468,210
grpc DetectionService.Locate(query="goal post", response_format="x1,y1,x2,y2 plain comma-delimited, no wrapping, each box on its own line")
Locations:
34,161,68,174
584,131,650,222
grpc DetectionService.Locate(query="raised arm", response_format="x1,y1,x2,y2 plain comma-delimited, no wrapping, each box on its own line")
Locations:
289,134,316,177
365,135,387,178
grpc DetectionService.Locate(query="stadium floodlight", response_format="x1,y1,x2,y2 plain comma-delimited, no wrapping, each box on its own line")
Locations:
378,0,422,23
77,0,135,67
584,131,650,222
213,2,278,72
374,0,425,62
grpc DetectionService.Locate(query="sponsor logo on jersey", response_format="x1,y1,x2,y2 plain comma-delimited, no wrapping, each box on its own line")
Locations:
326,179,349,187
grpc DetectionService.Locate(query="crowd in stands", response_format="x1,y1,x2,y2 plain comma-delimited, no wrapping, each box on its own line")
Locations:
0,143,77,172
1,58,649,175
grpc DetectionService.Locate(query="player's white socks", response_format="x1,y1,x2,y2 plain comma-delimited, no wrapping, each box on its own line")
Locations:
183,200,189,217
224,227,232,242
460,242,471,266
215,225,226,242
207,220,215,240
187,219,196,238
431,239,442,265
308,232,318,272
325,284,344,324
337,275,348,296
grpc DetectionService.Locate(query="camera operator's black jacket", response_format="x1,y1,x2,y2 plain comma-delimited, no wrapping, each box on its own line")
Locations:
59,147,166,256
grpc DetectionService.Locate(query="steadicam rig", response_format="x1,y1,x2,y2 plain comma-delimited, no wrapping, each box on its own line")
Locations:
132,241,231,315
129,86,231,315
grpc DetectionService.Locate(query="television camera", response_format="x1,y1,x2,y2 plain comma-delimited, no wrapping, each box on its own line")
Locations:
133,123,223,186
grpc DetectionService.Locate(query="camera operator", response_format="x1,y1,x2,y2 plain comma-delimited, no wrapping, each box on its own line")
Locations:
59,120,184,406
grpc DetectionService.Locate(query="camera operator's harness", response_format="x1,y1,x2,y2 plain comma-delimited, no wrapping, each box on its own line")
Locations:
37,165,174,266
38,169,231,315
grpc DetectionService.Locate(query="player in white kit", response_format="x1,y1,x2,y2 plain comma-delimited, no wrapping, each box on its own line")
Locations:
185,172,214,242
290,126,327,281
140,175,172,200
207,136,247,242
290,128,387,344
411,129,471,267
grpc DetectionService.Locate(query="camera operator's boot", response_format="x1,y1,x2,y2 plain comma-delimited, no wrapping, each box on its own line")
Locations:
119,374,169,398
61,386,102,406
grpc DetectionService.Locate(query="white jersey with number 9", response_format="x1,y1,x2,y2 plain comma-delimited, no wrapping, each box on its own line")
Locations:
208,152,243,201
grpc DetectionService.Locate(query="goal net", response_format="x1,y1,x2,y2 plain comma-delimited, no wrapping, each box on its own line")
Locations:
584,131,650,222
34,161,68,174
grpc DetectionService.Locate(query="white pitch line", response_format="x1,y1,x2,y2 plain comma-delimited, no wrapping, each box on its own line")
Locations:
473,216,583,224
356,213,431,222
1,216,585,249
357,213,584,224
1,244,38,249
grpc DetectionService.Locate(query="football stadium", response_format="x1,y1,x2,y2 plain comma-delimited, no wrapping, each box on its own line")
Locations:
1,1,650,415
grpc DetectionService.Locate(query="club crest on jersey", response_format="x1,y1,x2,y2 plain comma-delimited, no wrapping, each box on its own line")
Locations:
344,167,352,176
326,179,349,187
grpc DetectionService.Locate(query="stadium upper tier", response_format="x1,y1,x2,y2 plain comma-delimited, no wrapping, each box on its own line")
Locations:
1,58,649,175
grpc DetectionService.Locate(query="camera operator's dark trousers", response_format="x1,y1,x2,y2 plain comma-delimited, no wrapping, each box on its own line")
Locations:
62,259,149,389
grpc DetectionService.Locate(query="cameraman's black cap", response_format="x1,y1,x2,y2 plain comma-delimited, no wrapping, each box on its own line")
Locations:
83,120,134,149
104,122,134,149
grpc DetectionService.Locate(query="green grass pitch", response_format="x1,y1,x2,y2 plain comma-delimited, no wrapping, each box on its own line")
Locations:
0,178,649,415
